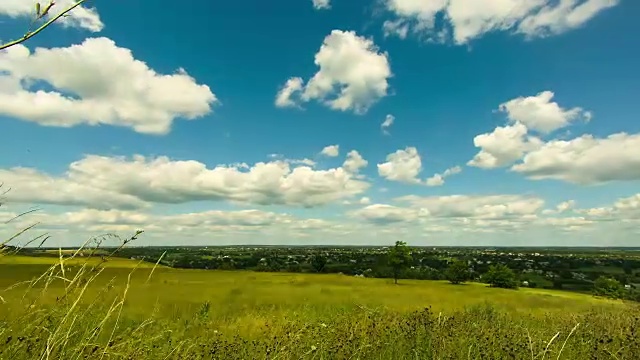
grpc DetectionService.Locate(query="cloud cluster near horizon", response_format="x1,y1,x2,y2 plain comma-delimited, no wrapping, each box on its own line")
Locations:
1,0,635,247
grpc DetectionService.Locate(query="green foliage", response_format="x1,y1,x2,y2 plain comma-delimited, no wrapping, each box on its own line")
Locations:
483,264,519,289
0,259,638,359
311,254,327,273
445,259,471,284
387,241,412,284
593,276,624,299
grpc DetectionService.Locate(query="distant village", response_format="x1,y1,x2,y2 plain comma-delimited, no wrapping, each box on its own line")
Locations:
72,245,639,295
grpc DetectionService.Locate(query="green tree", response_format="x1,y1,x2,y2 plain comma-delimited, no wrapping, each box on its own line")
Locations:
483,264,518,289
387,241,412,285
1,0,89,50
445,259,471,285
593,276,624,299
310,254,327,273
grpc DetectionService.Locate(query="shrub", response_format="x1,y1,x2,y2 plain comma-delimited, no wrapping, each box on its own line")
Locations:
593,276,624,299
482,264,519,289
445,260,471,284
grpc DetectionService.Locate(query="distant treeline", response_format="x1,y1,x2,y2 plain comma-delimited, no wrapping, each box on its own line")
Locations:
15,244,640,301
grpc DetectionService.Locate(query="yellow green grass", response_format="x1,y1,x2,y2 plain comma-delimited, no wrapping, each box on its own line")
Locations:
0,254,154,267
0,254,638,359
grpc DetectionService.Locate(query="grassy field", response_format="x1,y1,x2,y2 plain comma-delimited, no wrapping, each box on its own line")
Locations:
0,254,155,267
0,254,638,359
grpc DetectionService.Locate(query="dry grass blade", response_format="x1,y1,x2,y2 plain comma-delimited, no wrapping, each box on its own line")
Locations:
541,331,561,360
526,328,535,360
145,250,167,285
556,323,580,360
100,262,139,360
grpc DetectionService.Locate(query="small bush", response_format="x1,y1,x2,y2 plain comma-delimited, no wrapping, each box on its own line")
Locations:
482,264,519,289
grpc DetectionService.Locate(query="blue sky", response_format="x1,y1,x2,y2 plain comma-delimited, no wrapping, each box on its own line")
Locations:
0,0,639,247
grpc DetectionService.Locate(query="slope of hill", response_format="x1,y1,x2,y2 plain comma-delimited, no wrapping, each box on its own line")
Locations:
1,256,637,359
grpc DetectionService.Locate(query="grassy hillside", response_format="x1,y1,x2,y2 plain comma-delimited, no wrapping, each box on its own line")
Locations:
0,254,638,359
0,254,155,267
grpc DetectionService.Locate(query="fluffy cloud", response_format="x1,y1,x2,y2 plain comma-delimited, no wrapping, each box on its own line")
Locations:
378,147,461,186
378,147,423,184
499,91,590,134
396,194,545,220
341,196,372,206
381,114,395,135
469,91,640,185
517,0,620,37
350,194,548,230
613,194,640,215
543,200,576,214
425,166,462,187
383,0,619,44
320,144,340,157
0,37,217,135
275,77,304,108
343,150,368,174
0,0,104,32
0,167,147,210
276,30,391,114
349,204,426,224
312,0,331,10
575,193,640,221
609,198,640,230
512,133,640,184
264,154,316,167
1,153,370,209
468,123,543,169
4,207,341,239
3,193,637,246
469,91,584,169
535,216,594,231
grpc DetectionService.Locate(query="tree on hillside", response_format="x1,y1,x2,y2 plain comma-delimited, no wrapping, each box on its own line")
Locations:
446,259,471,285
310,254,327,273
483,264,518,289
1,0,90,50
593,276,624,299
388,241,412,285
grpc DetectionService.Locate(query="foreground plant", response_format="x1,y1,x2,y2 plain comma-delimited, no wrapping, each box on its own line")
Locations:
0,0,91,50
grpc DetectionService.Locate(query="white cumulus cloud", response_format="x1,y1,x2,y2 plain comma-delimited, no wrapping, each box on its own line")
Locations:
383,0,618,44
320,144,340,157
275,77,304,108
343,150,368,174
396,194,545,220
276,30,391,114
512,133,640,184
499,90,591,134
379,147,461,186
378,147,423,184
349,204,426,224
468,90,640,186
425,166,462,187
0,37,217,135
468,123,543,169
1,153,370,209
542,200,576,215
